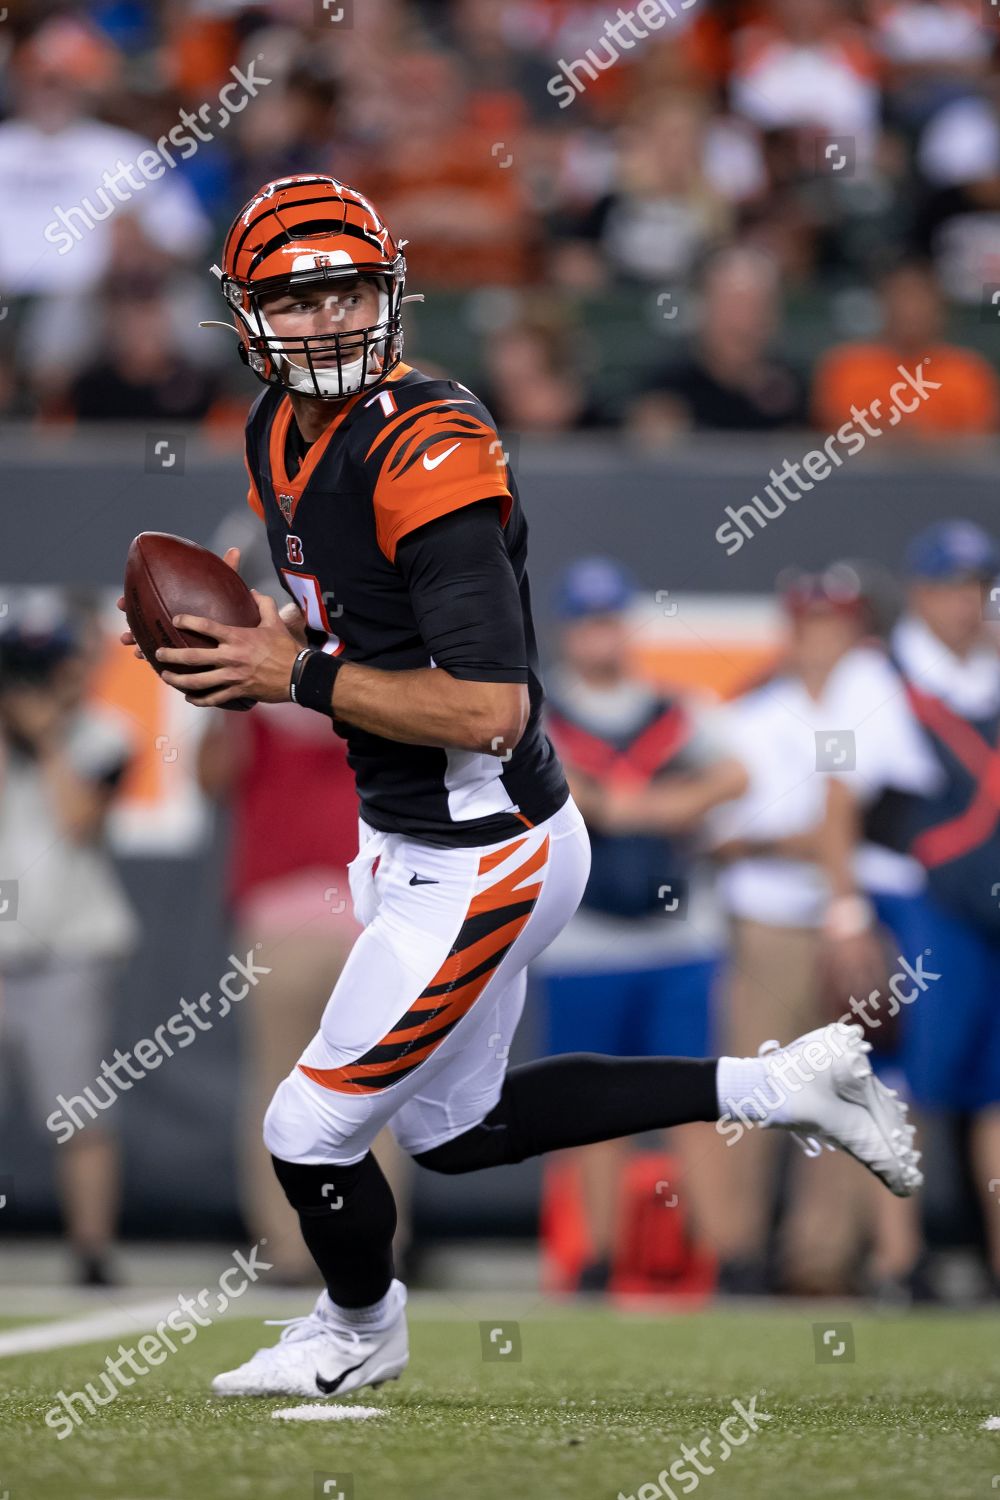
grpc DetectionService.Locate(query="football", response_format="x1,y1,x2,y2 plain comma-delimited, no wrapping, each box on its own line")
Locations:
123,531,260,712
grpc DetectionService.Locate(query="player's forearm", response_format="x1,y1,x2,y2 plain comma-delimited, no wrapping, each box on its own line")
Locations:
331,661,527,755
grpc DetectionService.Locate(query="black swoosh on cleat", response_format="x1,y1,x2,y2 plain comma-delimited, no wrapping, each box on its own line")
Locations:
409,873,439,886
316,1359,367,1395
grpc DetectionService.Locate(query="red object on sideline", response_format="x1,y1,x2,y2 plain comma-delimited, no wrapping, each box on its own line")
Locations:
540,1151,717,1301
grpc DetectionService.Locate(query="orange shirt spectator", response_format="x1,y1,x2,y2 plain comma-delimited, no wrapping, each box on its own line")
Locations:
812,261,1000,436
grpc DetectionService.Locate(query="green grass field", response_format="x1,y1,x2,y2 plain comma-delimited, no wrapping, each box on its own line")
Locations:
1,1304,997,1500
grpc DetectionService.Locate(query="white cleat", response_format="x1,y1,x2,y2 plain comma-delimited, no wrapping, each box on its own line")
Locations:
759,1022,923,1197
211,1282,408,1398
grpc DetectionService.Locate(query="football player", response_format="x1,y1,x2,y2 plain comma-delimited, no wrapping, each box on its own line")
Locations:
119,176,921,1397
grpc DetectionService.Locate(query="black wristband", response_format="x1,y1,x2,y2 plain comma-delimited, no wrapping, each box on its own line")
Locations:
289,647,342,717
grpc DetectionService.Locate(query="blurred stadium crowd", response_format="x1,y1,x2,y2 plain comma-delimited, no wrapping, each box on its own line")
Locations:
3,0,1000,434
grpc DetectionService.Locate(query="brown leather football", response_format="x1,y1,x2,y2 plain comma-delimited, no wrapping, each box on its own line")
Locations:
123,532,261,713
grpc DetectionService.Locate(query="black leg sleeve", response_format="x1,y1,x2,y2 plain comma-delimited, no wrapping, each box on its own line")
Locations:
413,1053,719,1175
271,1151,396,1307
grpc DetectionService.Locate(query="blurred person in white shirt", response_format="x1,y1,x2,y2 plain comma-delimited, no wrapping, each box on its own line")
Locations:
0,16,210,400
0,591,138,1285
731,0,881,173
707,564,928,1295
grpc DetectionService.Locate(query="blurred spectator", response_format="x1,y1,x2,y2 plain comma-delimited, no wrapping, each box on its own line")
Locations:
362,50,540,287
443,0,567,123
822,521,1000,1297
707,564,921,1294
730,0,882,173
479,309,606,431
872,0,992,133
914,81,1000,302
230,58,349,211
627,246,808,443
551,91,733,290
812,259,1000,435
0,17,209,297
66,275,222,423
533,557,747,1291
0,590,138,1285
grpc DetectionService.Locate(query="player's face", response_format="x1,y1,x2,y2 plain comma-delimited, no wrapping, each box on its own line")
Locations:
259,278,383,348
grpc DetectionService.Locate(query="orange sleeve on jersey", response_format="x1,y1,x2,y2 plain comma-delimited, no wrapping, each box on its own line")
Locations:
245,452,265,521
371,405,513,563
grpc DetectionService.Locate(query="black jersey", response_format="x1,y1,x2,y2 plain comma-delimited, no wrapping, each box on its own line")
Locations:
244,362,569,847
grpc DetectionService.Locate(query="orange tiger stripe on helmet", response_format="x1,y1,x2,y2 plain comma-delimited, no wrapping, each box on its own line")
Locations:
222,175,400,288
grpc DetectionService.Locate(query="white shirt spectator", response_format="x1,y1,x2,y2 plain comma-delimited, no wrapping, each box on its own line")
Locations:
710,645,937,926
730,22,881,168
874,1,990,66
0,118,210,294
0,705,139,968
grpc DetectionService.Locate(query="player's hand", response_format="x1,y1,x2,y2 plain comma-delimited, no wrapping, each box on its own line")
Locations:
117,547,242,661
155,591,302,707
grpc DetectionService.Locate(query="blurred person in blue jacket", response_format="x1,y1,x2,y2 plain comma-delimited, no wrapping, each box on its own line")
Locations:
533,557,747,1290
822,521,1000,1297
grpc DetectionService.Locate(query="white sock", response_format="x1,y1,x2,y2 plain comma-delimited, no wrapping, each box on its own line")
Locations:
716,1055,789,1125
323,1278,405,1333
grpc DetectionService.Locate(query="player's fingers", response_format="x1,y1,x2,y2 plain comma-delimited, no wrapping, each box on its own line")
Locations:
155,644,232,667
116,594,126,612
161,666,238,692
252,590,281,626
170,613,233,642
222,547,241,572
184,683,247,708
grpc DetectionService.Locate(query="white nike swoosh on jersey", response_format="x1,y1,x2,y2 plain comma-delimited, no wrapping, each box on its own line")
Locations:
423,442,461,471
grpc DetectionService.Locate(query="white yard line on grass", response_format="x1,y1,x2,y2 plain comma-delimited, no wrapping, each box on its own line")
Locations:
272,1403,385,1421
0,1299,180,1358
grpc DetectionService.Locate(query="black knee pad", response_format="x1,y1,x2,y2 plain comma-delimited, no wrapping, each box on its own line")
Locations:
270,1154,367,1218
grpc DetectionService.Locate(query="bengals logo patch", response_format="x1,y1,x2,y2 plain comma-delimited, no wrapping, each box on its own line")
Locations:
278,492,295,522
